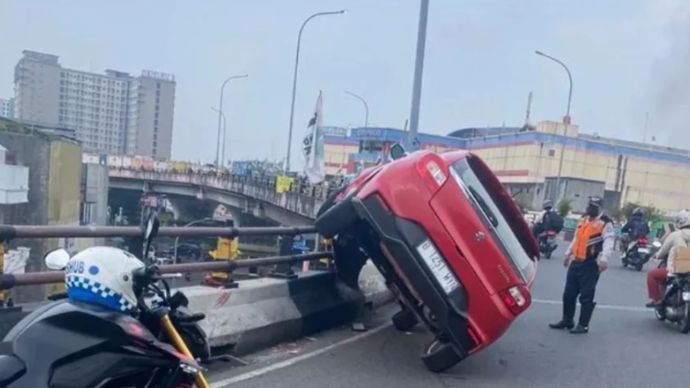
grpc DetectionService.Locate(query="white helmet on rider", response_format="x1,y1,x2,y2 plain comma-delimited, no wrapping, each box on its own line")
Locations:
65,247,145,314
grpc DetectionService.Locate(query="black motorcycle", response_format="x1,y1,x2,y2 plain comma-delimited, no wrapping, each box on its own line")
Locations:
654,272,690,334
0,216,211,387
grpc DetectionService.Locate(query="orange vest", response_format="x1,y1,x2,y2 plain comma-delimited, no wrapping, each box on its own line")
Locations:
573,217,606,261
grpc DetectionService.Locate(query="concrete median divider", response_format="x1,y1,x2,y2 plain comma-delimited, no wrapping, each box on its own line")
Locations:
171,270,364,355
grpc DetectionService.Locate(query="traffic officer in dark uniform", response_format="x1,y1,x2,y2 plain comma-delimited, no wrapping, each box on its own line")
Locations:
549,197,614,334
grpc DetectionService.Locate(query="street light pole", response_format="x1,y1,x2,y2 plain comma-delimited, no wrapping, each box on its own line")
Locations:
408,0,430,150
535,50,573,201
285,10,346,173
344,90,369,127
535,50,573,123
211,107,227,166
215,74,248,168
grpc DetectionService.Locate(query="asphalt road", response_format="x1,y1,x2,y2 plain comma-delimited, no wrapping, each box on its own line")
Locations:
208,244,690,388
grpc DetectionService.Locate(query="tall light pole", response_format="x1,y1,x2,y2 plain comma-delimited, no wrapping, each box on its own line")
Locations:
211,107,227,166
535,50,573,201
535,50,573,124
344,90,369,127
285,10,346,172
215,74,248,168
408,0,430,150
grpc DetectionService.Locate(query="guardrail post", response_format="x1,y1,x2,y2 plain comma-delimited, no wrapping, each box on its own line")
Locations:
0,243,14,309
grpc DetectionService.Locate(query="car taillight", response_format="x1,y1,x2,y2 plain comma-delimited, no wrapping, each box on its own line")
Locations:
415,154,447,192
499,285,530,315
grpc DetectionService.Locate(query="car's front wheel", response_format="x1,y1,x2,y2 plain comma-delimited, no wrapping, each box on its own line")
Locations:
421,339,462,373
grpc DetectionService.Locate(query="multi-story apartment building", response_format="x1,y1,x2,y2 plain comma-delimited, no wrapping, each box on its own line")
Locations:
14,50,175,158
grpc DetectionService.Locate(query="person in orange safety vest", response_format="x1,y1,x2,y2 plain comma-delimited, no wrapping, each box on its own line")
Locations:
549,197,614,334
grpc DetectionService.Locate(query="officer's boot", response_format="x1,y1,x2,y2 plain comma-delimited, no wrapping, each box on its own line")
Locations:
571,302,596,334
549,298,575,330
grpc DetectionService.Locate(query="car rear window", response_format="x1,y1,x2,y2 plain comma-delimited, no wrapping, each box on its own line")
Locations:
450,159,536,283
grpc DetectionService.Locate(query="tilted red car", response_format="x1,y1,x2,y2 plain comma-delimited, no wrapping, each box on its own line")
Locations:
316,147,539,372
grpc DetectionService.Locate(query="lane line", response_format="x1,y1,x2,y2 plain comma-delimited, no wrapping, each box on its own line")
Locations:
532,298,648,312
210,322,393,387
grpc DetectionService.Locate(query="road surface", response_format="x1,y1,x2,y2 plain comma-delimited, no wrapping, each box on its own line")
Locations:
207,245,688,387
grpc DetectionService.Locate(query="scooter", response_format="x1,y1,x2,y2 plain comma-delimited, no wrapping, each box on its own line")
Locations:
537,231,558,259
621,237,656,271
0,215,211,387
654,272,690,334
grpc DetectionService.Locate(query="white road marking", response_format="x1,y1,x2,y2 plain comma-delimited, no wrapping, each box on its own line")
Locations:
532,298,648,312
210,322,393,387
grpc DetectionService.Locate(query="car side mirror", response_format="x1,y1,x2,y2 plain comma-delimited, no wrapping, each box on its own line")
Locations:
44,248,71,270
390,143,407,160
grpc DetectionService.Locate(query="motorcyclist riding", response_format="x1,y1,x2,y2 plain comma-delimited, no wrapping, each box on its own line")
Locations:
646,215,690,307
533,200,561,237
621,208,650,251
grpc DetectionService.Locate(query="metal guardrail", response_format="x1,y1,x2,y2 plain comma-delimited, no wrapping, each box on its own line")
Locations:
0,225,316,241
0,252,332,290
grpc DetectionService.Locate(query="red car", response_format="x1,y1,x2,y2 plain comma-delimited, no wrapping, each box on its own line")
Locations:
316,145,539,372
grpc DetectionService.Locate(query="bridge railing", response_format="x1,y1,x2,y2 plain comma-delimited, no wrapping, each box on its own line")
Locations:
110,170,326,219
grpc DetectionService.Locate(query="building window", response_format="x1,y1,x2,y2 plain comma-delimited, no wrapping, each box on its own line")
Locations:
548,149,556,157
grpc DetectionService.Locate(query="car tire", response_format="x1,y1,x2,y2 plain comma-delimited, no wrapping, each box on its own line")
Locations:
315,198,358,239
392,309,418,331
421,339,462,373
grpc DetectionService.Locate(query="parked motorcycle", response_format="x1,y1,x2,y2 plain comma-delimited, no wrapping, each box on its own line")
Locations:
654,273,690,334
0,215,210,387
621,237,655,271
538,231,558,259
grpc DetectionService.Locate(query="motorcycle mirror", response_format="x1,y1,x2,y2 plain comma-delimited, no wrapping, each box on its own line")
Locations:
389,143,407,160
44,248,71,270
143,214,160,241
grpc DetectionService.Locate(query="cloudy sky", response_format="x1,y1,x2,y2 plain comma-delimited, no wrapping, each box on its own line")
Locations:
1,0,688,165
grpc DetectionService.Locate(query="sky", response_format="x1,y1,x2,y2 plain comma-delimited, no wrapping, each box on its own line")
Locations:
1,0,689,166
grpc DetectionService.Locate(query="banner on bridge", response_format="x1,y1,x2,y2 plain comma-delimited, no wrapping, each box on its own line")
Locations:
276,176,294,194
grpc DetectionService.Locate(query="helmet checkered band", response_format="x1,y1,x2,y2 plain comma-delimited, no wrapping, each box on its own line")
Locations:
66,275,135,313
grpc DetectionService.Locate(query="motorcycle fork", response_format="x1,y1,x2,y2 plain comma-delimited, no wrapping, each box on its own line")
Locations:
160,313,210,388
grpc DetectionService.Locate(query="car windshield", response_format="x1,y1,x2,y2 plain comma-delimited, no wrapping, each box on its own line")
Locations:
450,159,536,283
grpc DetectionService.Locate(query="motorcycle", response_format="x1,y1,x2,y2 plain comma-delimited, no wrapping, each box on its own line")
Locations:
654,272,690,334
621,237,656,271
0,215,210,387
538,230,558,259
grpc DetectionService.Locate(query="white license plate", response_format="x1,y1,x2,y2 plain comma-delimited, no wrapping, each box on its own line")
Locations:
638,248,650,254
682,292,690,302
416,240,459,294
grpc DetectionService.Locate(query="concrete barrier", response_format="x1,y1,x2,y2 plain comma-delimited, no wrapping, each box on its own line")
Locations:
183,271,363,354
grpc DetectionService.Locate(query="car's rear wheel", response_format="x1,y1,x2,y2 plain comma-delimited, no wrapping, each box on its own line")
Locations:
421,339,462,373
392,308,418,331
315,198,358,239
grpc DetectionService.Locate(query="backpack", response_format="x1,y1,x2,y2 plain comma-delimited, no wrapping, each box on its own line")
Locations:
544,211,564,233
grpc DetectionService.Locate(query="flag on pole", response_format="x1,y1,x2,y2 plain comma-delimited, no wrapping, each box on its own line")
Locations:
302,91,326,184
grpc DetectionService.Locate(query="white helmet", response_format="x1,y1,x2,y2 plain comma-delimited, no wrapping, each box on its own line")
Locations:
65,246,145,314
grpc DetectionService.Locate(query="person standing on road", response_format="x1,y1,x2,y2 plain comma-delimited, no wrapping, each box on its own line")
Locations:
549,197,614,334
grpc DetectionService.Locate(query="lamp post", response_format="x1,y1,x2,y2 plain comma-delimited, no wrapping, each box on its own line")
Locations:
215,74,248,168
408,0,430,150
211,107,227,166
535,50,573,124
285,10,346,172
344,90,369,127
535,50,574,201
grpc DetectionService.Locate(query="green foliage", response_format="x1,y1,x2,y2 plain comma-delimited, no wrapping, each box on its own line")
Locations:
557,198,572,217
617,202,664,222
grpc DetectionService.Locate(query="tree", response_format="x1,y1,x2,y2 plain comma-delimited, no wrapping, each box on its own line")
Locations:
557,199,572,217
618,202,664,222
